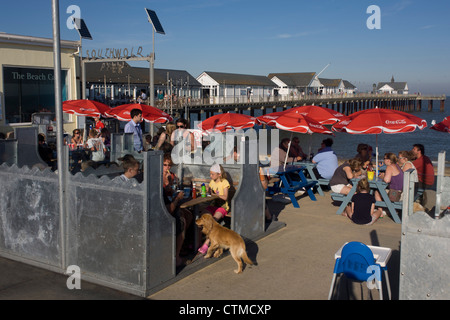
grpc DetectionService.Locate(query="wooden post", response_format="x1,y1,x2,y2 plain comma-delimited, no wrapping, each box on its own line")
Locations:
428,100,433,111
440,100,445,112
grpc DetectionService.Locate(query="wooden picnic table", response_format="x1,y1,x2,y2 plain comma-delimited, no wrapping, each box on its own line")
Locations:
331,178,402,224
266,165,318,208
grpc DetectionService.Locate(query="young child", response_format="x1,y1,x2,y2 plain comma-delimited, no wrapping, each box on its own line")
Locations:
343,178,384,225
198,163,231,255
86,129,106,162
115,157,140,182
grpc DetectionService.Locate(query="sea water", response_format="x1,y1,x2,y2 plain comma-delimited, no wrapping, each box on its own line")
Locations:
193,97,449,164
256,98,450,164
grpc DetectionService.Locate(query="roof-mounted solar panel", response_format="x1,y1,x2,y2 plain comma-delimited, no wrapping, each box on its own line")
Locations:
145,9,165,34
73,18,93,40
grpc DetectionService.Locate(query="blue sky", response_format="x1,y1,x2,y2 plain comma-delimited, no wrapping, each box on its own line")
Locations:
1,0,450,94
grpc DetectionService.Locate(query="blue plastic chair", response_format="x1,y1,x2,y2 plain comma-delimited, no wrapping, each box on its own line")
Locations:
328,241,390,300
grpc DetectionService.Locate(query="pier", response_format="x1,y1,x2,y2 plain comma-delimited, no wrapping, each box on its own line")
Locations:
159,94,447,120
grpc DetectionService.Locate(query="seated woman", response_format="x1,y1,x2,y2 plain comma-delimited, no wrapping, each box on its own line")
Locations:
398,150,418,183
71,129,83,145
329,158,363,195
375,153,403,202
162,153,193,267
354,143,373,171
271,138,302,168
343,178,384,225
289,136,308,159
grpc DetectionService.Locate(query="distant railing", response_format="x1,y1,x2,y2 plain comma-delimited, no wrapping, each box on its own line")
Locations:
98,93,446,110
152,93,446,110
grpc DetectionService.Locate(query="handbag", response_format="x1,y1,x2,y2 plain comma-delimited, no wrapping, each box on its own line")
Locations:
388,189,402,202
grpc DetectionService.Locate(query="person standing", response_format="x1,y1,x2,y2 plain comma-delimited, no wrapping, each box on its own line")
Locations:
94,116,105,132
124,108,144,152
86,129,107,163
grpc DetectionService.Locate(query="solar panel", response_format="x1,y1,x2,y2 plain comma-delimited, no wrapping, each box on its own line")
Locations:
145,9,165,34
73,18,93,40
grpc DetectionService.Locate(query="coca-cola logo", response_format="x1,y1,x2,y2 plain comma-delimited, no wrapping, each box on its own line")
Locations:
385,119,407,125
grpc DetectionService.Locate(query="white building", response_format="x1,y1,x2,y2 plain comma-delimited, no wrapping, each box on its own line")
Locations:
196,71,277,104
342,80,357,94
318,78,345,95
377,76,408,94
268,72,322,99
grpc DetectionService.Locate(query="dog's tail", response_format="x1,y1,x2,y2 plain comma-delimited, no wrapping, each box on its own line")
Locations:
239,248,253,266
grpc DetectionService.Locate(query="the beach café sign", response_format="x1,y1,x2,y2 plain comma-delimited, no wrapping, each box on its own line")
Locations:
84,46,147,60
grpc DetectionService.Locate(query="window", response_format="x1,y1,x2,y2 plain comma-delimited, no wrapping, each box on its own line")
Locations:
3,67,68,124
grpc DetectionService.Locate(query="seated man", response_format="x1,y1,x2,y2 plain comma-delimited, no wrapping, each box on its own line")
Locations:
312,138,338,180
412,143,435,188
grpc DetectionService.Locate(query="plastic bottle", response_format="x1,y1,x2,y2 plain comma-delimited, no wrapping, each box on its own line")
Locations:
201,183,206,198
192,183,197,199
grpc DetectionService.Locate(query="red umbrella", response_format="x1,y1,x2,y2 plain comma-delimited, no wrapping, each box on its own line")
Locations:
63,100,111,117
257,112,333,134
105,103,173,123
332,107,427,176
280,105,347,125
257,110,333,169
198,112,257,132
430,116,450,133
332,107,427,134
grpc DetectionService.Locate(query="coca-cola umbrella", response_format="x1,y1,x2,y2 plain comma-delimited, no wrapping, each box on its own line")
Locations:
62,99,111,117
332,107,427,176
282,105,347,125
197,112,257,133
266,105,346,155
105,103,173,123
430,116,450,133
257,111,333,169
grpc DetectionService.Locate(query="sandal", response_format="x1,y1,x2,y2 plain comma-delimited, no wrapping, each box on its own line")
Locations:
198,243,209,255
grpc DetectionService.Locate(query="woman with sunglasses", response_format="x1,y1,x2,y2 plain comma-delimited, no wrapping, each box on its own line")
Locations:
71,129,83,145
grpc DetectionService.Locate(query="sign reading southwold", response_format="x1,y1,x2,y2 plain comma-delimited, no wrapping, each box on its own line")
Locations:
84,46,146,60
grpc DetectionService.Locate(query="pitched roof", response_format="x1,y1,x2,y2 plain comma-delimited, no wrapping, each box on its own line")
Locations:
201,71,276,86
319,78,342,87
85,62,201,86
376,81,407,91
267,72,316,87
343,80,356,89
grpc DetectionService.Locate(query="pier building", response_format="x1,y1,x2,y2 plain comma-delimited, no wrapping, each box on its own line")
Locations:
0,33,80,133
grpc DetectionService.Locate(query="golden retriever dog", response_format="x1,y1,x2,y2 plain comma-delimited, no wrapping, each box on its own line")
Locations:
196,213,253,274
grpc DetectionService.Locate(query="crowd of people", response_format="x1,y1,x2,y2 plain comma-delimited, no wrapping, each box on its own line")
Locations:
28,108,440,266
269,134,436,226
